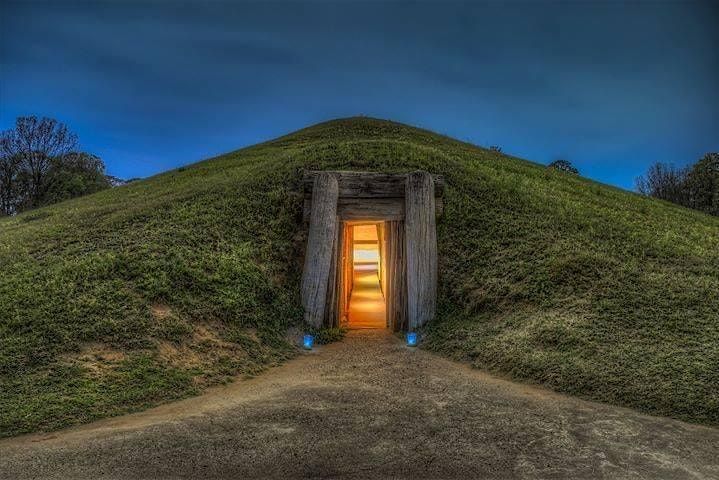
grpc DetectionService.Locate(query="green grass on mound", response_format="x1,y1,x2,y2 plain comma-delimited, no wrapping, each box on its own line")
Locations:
1,117,718,437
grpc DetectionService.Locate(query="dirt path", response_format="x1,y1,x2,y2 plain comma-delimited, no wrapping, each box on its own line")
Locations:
1,330,718,479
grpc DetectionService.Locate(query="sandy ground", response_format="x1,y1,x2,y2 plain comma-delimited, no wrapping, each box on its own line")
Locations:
1,329,718,479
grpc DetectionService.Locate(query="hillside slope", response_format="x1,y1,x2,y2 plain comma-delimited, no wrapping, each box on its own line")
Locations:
1,117,718,436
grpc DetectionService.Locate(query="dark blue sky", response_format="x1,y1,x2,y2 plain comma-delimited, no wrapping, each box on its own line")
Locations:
1,1,717,190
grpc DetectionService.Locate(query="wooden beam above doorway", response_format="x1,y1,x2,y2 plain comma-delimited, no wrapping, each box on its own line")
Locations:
302,171,444,199
300,170,442,331
301,171,444,222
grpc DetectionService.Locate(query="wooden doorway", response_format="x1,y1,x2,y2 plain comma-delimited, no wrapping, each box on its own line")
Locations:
345,223,385,329
335,220,408,331
301,171,442,332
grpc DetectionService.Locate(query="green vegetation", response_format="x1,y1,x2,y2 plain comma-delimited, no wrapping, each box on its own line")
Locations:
1,117,718,437
1,116,112,216
307,327,348,345
636,153,718,217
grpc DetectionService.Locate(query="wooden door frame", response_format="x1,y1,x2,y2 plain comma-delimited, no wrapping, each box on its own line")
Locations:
336,220,394,330
300,171,442,331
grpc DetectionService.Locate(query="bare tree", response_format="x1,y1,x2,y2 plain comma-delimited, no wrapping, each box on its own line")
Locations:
1,116,78,209
635,163,688,205
0,116,112,215
0,149,21,216
636,156,718,216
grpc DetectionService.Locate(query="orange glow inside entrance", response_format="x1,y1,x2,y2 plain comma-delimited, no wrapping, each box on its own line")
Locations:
347,223,386,329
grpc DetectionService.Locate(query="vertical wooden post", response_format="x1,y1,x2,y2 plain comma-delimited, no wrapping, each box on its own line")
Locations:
405,171,437,329
387,220,407,331
340,223,353,325
323,217,340,328
376,222,387,327
301,172,339,328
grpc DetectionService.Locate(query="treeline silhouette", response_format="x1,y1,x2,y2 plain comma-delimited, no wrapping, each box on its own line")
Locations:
0,116,113,216
636,153,718,217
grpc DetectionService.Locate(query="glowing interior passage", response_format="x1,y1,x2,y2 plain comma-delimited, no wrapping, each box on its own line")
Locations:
347,224,386,329
353,248,379,264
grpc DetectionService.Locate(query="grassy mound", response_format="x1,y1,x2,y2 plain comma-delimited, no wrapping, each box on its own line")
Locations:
1,117,718,436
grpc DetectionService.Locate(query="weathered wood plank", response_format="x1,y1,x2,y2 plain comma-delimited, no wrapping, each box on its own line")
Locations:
300,172,339,328
338,198,404,220
303,197,443,222
323,216,341,328
303,171,444,198
378,222,387,304
340,223,353,326
405,171,438,329
387,220,407,331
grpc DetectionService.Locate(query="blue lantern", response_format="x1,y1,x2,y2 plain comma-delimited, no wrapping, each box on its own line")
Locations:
303,334,314,350
406,332,418,347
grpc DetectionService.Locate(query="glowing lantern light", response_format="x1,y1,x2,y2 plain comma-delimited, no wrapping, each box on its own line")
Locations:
303,334,314,350
406,332,418,347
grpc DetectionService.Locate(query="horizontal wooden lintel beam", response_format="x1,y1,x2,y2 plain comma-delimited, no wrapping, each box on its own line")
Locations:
302,170,444,199
303,197,443,222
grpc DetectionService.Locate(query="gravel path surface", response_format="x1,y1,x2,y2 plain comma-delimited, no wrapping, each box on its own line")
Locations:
2,329,718,479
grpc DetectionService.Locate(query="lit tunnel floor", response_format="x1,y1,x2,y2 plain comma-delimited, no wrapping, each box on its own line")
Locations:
347,269,386,329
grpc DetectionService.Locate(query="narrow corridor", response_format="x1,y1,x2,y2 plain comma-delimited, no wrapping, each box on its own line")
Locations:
348,224,386,329
347,269,385,329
